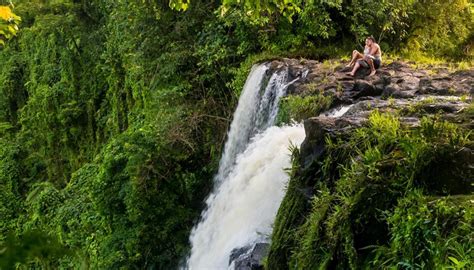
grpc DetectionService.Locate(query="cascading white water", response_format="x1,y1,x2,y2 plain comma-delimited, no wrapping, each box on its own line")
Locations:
187,125,305,269
214,65,297,185
186,64,302,269
214,64,269,184
322,104,355,118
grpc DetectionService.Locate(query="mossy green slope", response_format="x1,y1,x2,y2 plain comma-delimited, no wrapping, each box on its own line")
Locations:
269,112,473,269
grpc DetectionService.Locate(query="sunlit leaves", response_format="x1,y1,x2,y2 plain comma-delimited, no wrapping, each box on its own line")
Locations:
0,5,21,47
169,0,303,24
0,5,14,21
219,0,302,25
169,0,190,11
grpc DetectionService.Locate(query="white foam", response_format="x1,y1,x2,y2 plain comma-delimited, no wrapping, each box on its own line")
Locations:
187,125,305,269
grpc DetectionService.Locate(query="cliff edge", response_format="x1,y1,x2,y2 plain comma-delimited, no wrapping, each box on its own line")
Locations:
265,59,473,269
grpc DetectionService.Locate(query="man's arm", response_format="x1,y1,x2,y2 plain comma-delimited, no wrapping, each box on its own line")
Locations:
369,44,379,56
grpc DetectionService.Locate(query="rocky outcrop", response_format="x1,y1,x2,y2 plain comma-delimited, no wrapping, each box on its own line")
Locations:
267,58,473,269
267,58,472,128
269,58,473,100
299,117,336,168
229,243,269,270
265,57,474,199
274,59,473,165
293,59,473,193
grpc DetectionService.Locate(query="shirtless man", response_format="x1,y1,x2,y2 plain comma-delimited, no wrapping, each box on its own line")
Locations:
347,36,382,77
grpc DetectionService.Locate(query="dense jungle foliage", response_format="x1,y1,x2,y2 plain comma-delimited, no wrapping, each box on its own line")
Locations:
0,0,472,268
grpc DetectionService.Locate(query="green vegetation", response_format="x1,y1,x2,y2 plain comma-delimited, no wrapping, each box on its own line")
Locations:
277,92,333,124
0,4,21,47
0,0,472,268
268,112,473,269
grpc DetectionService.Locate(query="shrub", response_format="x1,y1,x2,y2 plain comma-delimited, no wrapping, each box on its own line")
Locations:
277,93,332,124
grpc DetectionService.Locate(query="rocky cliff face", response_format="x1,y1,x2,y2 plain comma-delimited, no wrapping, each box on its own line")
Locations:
265,59,473,269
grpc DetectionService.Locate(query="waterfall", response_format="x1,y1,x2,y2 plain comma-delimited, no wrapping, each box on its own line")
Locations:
187,125,305,269
214,64,293,184
186,64,304,269
214,64,269,184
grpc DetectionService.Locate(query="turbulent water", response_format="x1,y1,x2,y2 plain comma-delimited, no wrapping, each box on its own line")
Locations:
187,125,305,269
186,64,304,269
214,65,295,185
322,104,355,118
213,64,269,185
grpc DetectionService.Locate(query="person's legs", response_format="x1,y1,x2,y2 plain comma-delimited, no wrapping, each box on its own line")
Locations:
367,58,376,76
349,61,361,76
347,50,364,67
374,59,381,69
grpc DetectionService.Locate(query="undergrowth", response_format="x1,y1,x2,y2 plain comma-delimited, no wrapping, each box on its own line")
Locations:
268,111,473,269
276,92,333,124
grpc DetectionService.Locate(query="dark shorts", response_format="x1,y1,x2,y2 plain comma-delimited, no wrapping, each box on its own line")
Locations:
358,58,381,69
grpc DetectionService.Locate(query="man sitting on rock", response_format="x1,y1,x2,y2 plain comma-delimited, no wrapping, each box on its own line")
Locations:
347,36,382,77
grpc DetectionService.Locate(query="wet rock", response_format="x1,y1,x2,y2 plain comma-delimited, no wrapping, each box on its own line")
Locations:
300,117,336,167
392,89,417,98
398,75,420,90
288,64,307,79
230,243,269,270
419,103,460,114
351,80,382,99
286,81,304,95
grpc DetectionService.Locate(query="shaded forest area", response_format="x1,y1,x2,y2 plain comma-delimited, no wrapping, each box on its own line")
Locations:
0,0,472,268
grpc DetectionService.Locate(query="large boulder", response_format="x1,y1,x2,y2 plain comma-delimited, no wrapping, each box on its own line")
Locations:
299,117,335,168
229,243,269,270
